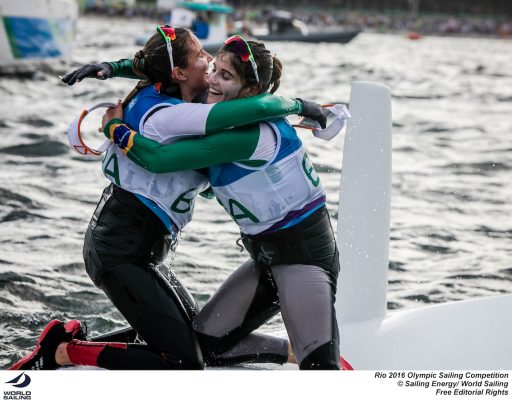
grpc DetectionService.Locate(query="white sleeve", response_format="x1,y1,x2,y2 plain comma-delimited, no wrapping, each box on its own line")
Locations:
142,103,215,143
249,123,278,162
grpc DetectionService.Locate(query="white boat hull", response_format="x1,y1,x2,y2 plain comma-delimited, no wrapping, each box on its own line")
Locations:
342,294,512,369
336,82,512,369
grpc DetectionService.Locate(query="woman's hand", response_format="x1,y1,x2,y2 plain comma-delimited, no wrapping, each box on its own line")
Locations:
61,62,114,85
296,98,327,129
101,101,123,132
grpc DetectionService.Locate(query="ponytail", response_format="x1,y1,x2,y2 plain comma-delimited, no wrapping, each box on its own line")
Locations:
122,27,193,106
268,55,282,94
123,49,151,106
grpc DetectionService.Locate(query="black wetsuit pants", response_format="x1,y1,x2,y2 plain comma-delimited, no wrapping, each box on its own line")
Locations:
194,206,341,370
82,184,289,369
83,184,204,369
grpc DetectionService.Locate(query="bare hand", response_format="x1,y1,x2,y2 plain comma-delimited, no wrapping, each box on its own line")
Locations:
101,101,123,132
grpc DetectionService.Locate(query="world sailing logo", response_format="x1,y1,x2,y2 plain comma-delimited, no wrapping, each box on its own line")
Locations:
5,373,31,388
4,373,32,400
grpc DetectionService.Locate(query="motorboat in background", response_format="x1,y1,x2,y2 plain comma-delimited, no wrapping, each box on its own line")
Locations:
0,0,78,68
136,1,233,54
250,10,360,44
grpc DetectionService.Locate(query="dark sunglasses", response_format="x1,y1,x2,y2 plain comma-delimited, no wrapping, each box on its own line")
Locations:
157,25,177,72
224,35,259,83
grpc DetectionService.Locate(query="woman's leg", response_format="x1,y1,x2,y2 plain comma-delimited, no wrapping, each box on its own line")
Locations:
270,264,340,370
193,259,289,366
9,261,204,370
10,319,173,370
82,184,203,369
95,263,203,369
62,339,173,369
237,206,341,369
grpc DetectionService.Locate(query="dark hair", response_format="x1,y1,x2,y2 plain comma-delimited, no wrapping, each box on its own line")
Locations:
124,27,193,105
220,40,282,94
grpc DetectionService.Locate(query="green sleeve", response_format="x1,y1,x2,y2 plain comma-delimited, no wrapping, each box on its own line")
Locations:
205,93,303,133
108,59,140,79
199,187,215,199
126,125,261,173
105,60,304,130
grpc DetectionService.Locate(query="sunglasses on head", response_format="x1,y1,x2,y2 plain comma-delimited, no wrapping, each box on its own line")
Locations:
224,35,259,83
157,25,177,72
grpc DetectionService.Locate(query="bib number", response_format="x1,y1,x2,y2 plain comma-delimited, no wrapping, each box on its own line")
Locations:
302,153,320,187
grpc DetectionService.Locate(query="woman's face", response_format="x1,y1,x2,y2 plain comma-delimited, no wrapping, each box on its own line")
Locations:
181,34,213,92
207,52,247,104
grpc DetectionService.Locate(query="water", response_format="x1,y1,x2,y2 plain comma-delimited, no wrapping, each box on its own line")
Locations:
1,16,511,367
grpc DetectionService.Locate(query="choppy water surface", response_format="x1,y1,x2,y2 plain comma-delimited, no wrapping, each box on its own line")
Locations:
1,16,511,367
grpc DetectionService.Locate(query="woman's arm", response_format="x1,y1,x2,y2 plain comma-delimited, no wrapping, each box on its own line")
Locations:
105,118,262,173
77,59,306,131
63,59,305,131
145,93,303,138
205,93,303,132
61,59,139,85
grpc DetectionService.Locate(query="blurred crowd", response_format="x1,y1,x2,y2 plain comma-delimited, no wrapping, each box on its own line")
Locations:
333,12,512,36
82,5,512,37
240,9,512,37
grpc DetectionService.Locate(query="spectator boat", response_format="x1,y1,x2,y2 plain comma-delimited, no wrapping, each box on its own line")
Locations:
251,10,360,44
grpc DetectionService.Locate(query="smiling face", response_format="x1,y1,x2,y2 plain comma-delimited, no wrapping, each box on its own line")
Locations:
207,52,248,104
179,33,213,94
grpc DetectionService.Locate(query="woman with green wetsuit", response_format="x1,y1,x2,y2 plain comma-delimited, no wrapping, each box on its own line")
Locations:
103,35,341,369
9,28,326,370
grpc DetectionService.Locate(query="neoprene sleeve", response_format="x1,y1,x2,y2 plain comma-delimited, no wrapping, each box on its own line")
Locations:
106,59,304,134
204,94,302,133
105,118,261,173
108,59,141,79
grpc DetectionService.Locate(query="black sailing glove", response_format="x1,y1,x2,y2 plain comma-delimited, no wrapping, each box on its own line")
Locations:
296,98,327,129
61,62,114,85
